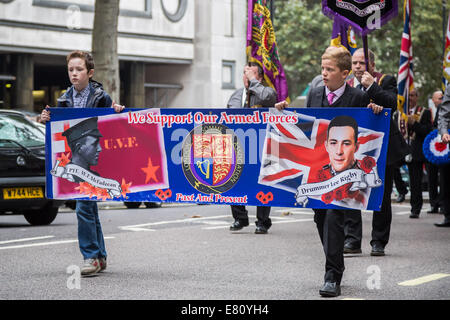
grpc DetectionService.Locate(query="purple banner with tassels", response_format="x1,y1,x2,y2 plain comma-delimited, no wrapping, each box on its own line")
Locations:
247,0,289,103
322,0,398,37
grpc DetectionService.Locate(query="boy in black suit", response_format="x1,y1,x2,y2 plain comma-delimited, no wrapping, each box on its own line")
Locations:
278,46,377,297
277,46,385,297
308,46,370,297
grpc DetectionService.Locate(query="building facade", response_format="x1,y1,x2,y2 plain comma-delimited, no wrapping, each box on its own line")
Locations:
0,0,247,111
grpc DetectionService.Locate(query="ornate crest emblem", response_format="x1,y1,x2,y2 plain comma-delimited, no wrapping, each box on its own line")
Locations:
181,124,244,194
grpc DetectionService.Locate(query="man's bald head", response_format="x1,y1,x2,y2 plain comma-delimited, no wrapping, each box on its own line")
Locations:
431,90,443,107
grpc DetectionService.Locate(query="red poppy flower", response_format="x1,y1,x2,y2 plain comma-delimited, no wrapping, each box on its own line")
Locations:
321,191,334,204
360,156,376,173
334,187,344,201
316,169,332,182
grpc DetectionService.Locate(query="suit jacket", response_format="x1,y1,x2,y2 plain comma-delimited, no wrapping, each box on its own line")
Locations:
227,79,277,109
409,107,433,162
306,84,370,109
348,73,409,165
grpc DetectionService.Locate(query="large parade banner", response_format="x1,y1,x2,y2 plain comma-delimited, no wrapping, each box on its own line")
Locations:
45,107,390,210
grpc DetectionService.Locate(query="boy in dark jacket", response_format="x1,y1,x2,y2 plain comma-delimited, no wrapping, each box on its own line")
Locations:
40,50,124,276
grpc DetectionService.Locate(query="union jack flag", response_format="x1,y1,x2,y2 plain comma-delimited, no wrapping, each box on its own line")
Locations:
258,109,384,208
397,0,414,116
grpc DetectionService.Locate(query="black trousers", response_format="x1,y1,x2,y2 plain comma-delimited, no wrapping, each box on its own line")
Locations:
371,164,394,247
343,165,394,248
230,205,272,228
440,163,450,222
426,162,443,209
314,209,347,284
407,160,425,214
393,163,408,195
343,211,362,248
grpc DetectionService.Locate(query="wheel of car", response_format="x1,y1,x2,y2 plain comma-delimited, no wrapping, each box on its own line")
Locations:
144,202,162,208
124,201,142,209
24,205,59,226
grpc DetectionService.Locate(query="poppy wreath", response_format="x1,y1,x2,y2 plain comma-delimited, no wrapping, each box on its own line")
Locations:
321,183,358,205
423,129,450,165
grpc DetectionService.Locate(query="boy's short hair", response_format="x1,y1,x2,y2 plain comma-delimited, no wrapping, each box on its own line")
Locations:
322,46,352,72
66,50,95,71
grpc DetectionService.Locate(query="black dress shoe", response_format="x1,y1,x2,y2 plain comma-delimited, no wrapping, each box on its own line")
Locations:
427,207,440,214
370,243,385,256
409,213,419,219
395,193,406,203
255,225,268,234
319,282,341,297
344,246,362,254
434,220,450,227
229,220,249,231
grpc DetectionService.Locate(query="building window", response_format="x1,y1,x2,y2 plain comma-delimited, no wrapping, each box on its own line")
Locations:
222,60,235,90
223,0,233,37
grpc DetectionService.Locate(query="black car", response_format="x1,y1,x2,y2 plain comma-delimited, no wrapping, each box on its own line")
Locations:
0,109,63,225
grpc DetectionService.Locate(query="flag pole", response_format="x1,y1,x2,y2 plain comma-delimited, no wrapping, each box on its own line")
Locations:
444,0,447,57
363,35,369,71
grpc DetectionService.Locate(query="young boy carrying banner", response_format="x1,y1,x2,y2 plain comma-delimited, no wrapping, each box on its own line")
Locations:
39,50,124,276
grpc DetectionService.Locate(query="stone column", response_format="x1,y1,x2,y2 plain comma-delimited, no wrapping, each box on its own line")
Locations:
14,54,34,111
129,61,145,108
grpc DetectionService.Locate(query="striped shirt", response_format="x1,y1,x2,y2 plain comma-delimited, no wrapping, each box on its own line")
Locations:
72,84,90,108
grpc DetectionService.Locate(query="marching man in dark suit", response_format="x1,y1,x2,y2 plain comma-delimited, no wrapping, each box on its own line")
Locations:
426,90,445,214
435,85,450,227
343,48,410,256
227,62,277,234
406,89,433,218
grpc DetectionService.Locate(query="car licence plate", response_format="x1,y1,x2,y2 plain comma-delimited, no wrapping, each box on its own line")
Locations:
3,187,44,199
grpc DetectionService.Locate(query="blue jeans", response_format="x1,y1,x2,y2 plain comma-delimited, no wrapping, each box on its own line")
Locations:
76,200,107,260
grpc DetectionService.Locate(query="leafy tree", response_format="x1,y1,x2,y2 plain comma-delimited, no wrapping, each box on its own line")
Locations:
274,0,446,105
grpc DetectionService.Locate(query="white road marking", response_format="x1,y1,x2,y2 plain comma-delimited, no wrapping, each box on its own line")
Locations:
272,218,314,224
395,209,429,216
0,236,115,250
120,214,316,232
119,215,231,232
202,218,314,230
395,211,412,215
398,273,450,286
0,235,55,245
392,204,411,208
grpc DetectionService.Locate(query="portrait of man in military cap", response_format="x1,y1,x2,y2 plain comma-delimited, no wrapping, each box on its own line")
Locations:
51,116,123,198
62,117,103,175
